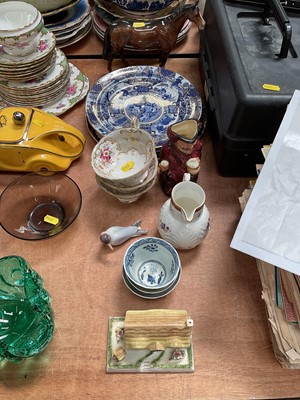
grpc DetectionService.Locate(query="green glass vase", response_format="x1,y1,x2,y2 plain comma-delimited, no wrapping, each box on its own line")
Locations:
0,255,54,363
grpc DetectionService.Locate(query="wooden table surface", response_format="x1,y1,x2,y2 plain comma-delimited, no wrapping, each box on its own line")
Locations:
1,22,300,400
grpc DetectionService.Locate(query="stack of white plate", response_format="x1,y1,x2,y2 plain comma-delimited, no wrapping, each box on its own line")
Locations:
44,0,92,48
0,48,70,107
0,26,90,115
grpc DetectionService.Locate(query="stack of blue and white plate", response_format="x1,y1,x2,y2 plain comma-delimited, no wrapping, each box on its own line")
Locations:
85,65,203,149
91,0,192,48
44,0,92,48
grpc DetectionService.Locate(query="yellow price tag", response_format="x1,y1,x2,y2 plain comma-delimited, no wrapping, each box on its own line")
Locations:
33,118,45,127
262,83,280,92
121,161,134,172
133,22,145,28
44,214,59,225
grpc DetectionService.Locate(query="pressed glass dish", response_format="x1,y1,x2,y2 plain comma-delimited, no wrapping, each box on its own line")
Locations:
0,172,82,240
0,255,54,363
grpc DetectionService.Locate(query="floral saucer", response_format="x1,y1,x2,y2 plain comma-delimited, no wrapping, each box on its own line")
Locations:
0,27,56,66
41,63,89,115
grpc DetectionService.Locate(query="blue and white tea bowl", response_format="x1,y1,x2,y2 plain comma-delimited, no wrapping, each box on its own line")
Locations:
123,237,181,290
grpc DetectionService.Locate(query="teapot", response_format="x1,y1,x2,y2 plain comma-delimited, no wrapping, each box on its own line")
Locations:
158,173,210,250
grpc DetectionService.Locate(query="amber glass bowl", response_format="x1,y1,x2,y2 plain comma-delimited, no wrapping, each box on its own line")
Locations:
0,172,82,240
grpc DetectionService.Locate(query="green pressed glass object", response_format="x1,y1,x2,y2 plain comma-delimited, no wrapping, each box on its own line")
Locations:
0,255,54,363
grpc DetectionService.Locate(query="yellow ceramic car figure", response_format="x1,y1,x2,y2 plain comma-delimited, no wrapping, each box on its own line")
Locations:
0,107,85,172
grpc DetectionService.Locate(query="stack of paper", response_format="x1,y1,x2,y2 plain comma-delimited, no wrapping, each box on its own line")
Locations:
257,260,300,368
238,180,300,368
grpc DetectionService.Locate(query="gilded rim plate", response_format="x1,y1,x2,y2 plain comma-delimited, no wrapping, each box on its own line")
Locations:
44,0,90,30
42,0,80,17
0,48,68,91
41,63,89,115
56,20,92,48
0,63,89,116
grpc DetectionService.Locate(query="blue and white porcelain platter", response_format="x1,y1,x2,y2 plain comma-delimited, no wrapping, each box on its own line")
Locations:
85,66,203,148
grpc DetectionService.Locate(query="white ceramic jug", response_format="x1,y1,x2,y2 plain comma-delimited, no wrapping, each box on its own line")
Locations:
158,173,210,249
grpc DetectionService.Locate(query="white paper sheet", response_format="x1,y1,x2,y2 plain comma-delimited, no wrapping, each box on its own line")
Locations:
231,90,300,276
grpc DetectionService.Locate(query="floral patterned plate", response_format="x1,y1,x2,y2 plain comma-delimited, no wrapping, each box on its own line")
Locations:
85,66,203,148
0,49,68,92
107,317,194,373
0,51,57,82
41,63,89,115
0,63,89,116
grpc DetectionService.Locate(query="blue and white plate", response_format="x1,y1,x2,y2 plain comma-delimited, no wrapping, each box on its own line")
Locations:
44,0,91,31
122,267,181,299
85,66,203,148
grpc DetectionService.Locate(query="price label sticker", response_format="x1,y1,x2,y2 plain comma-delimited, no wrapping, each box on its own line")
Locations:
44,215,59,225
263,83,280,92
133,22,145,28
33,118,45,127
121,160,134,172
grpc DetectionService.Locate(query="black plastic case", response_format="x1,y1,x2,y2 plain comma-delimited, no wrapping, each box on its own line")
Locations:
200,0,300,176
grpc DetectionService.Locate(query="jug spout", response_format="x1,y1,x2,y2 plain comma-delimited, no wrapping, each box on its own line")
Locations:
171,177,205,223
177,197,200,222
182,209,195,222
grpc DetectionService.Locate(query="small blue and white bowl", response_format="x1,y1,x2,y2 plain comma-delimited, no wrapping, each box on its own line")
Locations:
123,237,181,290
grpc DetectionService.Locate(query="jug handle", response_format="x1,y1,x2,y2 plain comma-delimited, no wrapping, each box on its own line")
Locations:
130,116,140,129
183,173,191,182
